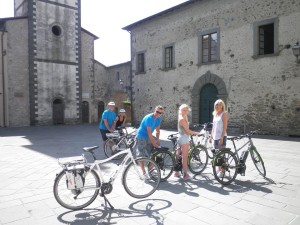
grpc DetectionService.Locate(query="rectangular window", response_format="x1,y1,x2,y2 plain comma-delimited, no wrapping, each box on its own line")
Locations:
137,53,145,73
164,46,173,69
258,23,274,55
198,28,220,65
253,18,278,57
202,32,218,63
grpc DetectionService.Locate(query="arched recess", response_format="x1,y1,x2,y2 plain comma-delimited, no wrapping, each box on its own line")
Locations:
191,71,228,124
82,101,89,123
53,98,64,125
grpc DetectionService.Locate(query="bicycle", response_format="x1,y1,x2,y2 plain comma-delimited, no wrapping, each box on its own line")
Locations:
104,126,137,160
211,130,266,185
150,132,208,181
53,146,161,210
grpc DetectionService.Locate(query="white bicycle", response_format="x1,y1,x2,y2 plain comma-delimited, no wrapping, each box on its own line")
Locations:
53,146,161,210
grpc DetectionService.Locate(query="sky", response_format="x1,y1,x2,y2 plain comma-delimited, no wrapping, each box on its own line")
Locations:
0,0,188,66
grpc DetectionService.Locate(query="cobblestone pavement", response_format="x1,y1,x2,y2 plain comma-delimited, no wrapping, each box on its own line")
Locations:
0,124,300,225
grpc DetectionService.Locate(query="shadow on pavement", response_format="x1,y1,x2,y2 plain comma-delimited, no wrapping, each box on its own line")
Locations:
57,199,171,225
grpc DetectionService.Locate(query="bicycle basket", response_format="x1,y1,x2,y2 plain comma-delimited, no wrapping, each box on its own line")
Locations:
65,166,85,190
106,131,120,138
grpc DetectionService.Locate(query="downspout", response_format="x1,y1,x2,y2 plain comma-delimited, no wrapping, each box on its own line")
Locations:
127,30,134,125
1,31,6,127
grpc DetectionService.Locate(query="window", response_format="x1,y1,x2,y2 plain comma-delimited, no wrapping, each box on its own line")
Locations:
198,28,220,64
136,52,145,74
253,18,278,57
51,25,62,36
202,33,218,63
117,72,120,81
163,44,175,69
259,24,274,55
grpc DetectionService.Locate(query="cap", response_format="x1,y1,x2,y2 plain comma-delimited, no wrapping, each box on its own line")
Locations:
119,109,126,113
108,101,115,106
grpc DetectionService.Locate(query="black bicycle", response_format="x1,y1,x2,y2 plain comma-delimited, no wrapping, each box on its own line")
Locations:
151,132,209,181
211,130,266,185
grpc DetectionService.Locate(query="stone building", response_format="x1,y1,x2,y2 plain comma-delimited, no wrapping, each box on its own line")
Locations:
0,0,131,127
123,0,300,136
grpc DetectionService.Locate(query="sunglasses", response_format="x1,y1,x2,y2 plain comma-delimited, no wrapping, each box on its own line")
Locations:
156,111,163,115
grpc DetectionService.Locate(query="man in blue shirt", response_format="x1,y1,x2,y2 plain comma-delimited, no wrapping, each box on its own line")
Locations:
136,105,164,158
99,101,117,149
135,105,164,179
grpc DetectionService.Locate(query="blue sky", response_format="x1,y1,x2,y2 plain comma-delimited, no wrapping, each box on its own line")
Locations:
0,0,188,66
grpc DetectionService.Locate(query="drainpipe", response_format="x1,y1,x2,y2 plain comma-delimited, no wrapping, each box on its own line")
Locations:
1,31,6,127
126,30,134,126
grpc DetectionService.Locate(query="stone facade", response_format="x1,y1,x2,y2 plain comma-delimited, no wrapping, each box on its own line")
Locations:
0,0,132,127
124,0,300,136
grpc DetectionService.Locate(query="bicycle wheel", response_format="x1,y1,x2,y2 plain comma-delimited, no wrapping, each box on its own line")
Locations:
151,149,175,181
53,167,100,210
188,146,208,175
122,157,161,198
104,138,128,160
212,150,238,185
250,146,266,177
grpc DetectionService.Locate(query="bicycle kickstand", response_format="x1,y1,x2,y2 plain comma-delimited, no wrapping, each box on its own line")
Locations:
100,190,114,210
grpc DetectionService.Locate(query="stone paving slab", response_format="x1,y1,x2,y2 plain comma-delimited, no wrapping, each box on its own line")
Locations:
0,124,300,225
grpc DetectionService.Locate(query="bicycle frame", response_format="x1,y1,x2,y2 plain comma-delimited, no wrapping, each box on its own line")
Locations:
229,137,253,164
85,148,142,188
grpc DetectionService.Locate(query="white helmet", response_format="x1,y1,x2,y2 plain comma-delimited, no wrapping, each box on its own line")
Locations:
108,101,115,106
119,109,126,113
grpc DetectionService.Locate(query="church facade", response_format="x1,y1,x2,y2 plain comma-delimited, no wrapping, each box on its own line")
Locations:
0,0,131,127
123,0,300,136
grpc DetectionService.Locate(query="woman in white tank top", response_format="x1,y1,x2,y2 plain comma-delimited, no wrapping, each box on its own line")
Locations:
210,99,228,148
209,99,228,177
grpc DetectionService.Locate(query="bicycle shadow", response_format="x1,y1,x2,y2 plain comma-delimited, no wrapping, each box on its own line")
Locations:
56,198,171,225
191,172,275,195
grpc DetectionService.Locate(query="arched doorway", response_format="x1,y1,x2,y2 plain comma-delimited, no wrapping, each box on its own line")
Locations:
199,84,218,123
191,71,228,124
82,101,89,123
98,101,105,122
53,98,64,125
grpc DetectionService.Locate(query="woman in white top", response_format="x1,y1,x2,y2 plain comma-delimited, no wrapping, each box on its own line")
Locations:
210,99,228,148
176,104,200,180
209,99,228,177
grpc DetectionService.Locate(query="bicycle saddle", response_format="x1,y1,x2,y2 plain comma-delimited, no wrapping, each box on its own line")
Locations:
82,146,99,153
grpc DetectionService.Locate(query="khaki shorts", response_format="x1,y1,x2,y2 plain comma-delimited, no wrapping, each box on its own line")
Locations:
135,138,153,158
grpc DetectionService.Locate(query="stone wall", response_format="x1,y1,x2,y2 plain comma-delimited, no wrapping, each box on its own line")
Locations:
5,18,30,127
81,29,96,123
128,0,300,136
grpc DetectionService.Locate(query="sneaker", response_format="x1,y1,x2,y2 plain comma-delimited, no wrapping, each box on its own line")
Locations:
143,173,150,180
217,171,225,178
174,171,180,177
183,173,190,180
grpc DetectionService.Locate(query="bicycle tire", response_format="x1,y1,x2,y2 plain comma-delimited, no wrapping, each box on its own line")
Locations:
188,146,208,175
53,167,100,210
151,149,175,181
250,146,266,177
104,138,128,160
122,157,161,198
212,150,238,185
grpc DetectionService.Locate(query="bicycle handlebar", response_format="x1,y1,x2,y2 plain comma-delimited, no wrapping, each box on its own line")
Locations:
227,130,260,141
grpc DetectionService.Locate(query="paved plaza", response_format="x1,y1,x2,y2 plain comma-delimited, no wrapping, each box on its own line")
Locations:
0,124,300,225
